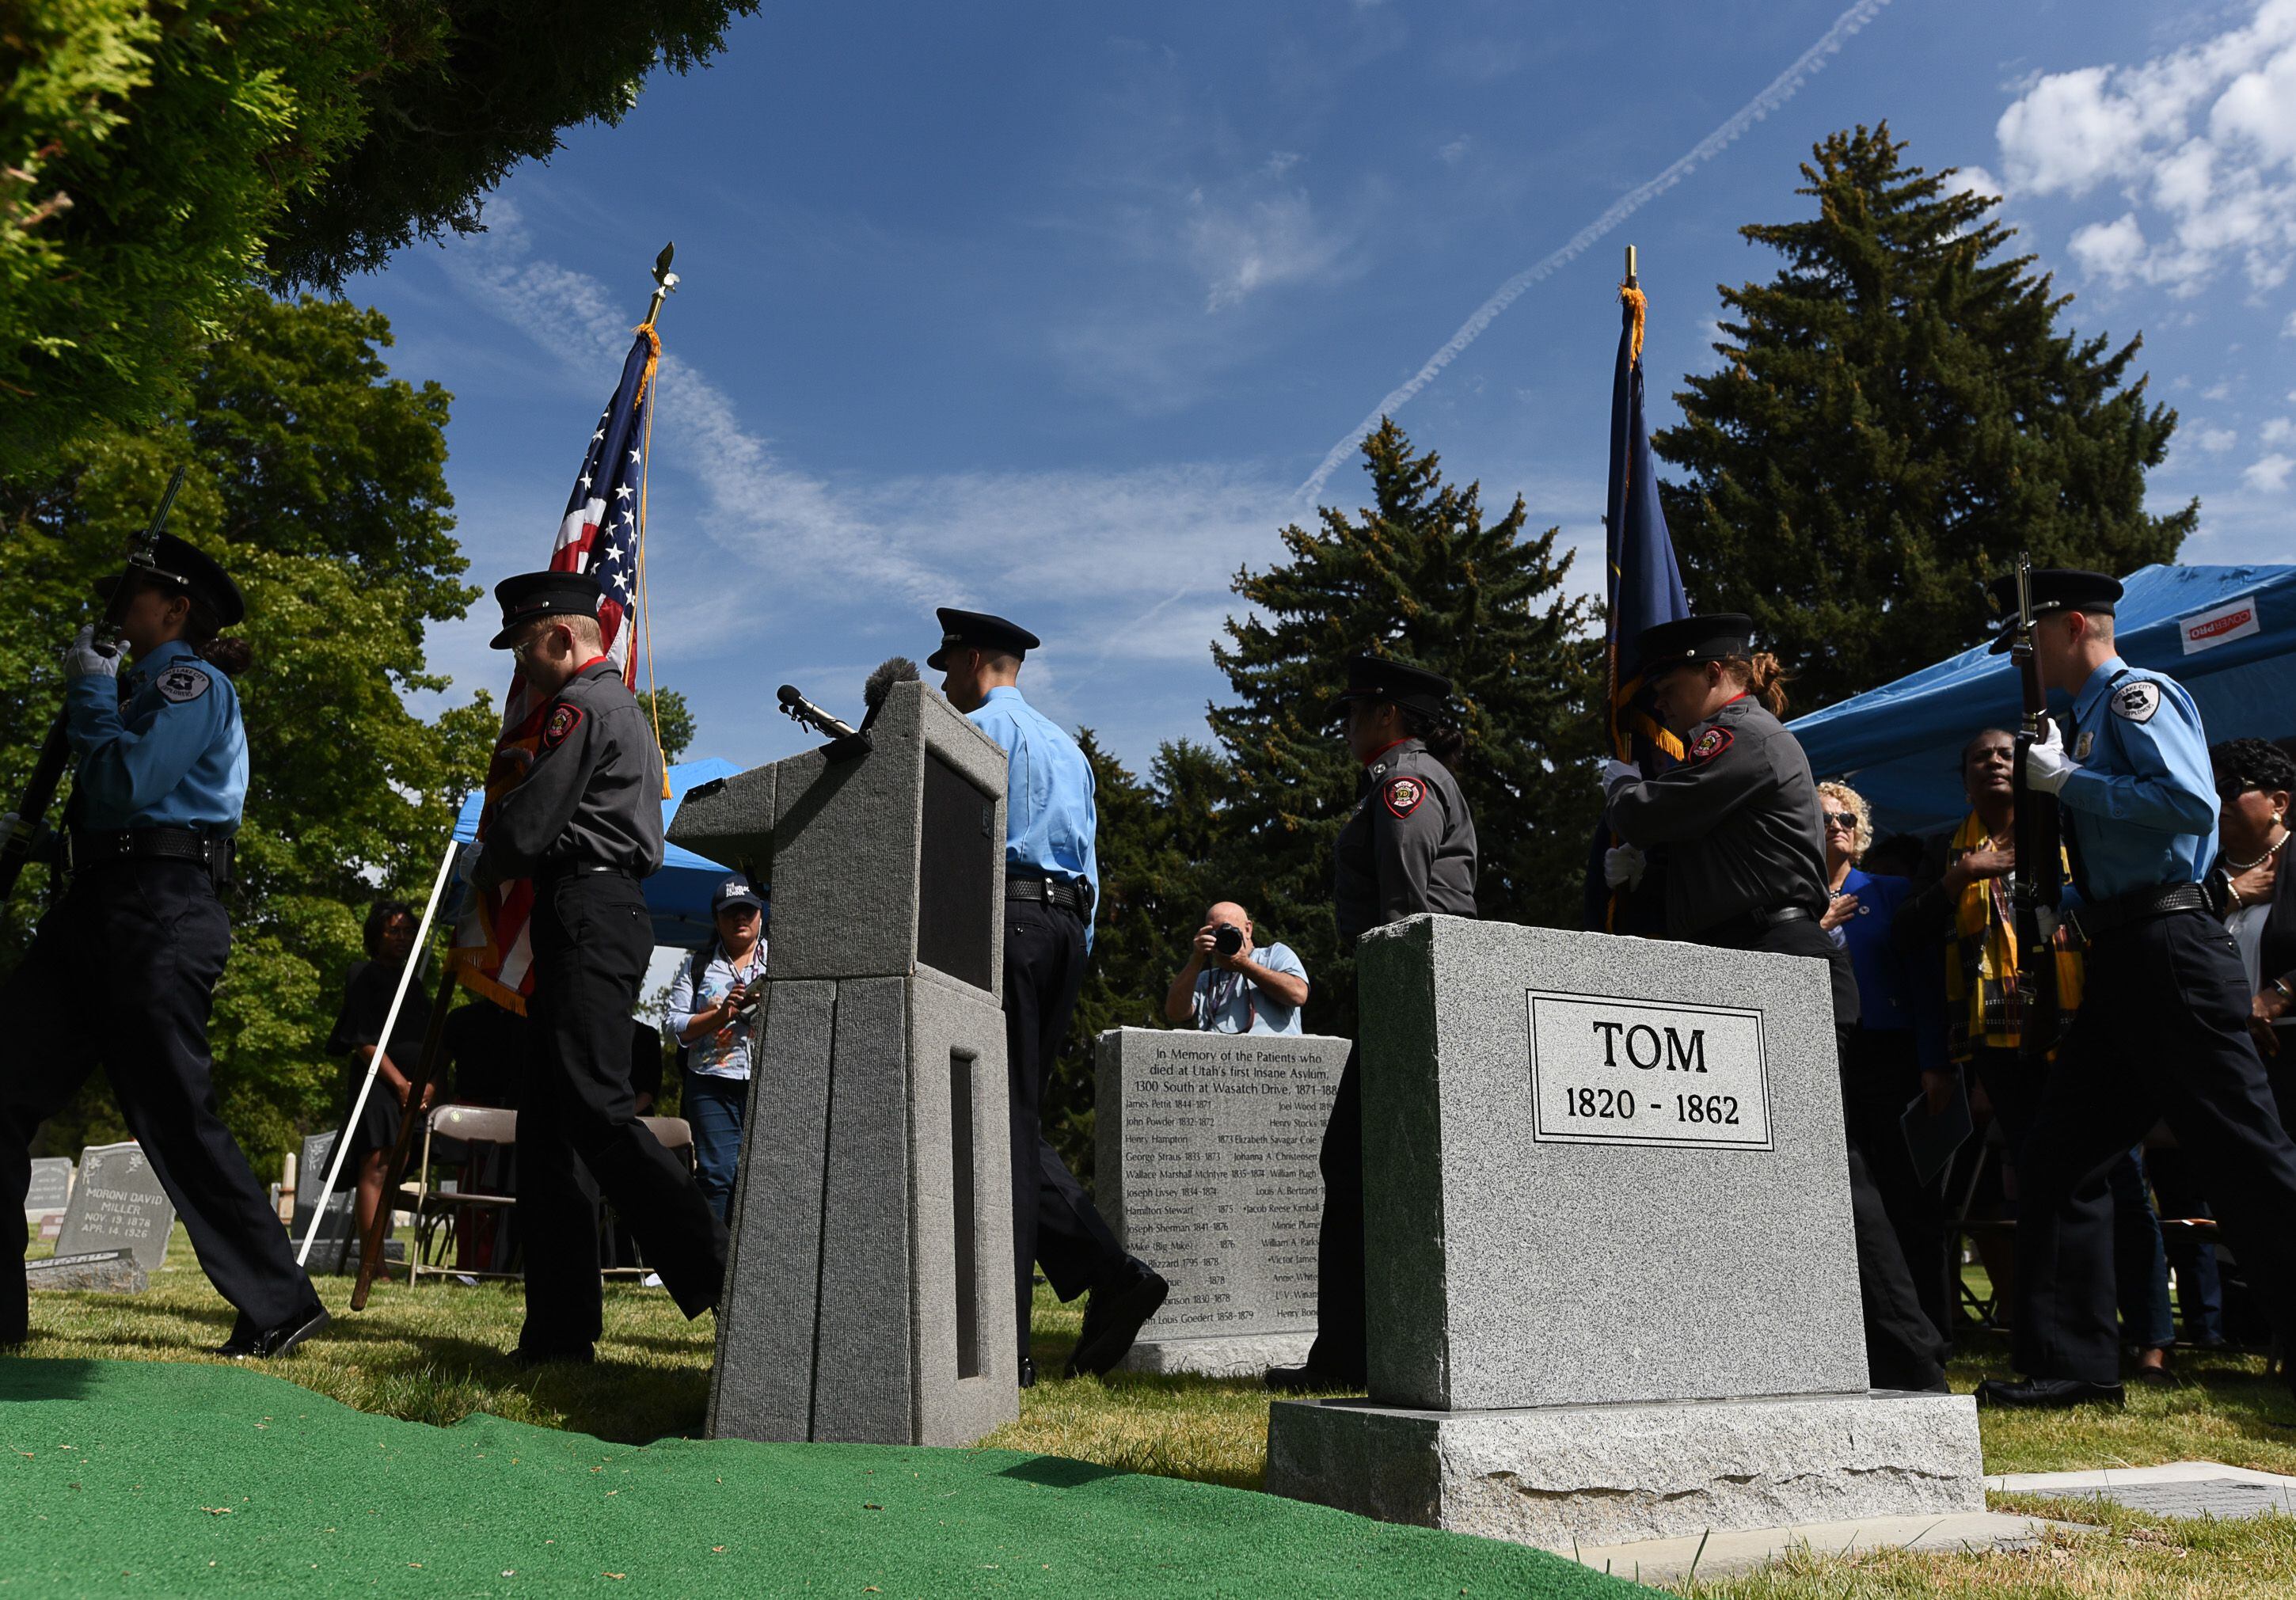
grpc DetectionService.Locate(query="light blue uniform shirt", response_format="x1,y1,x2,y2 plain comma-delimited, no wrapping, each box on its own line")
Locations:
965,685,1100,947
64,639,246,833
2058,654,2218,899
1192,941,1309,1034
663,940,769,1080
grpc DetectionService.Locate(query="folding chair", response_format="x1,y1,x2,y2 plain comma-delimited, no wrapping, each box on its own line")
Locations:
402,1104,521,1284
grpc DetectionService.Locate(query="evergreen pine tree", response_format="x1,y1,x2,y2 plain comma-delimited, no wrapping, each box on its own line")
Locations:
1655,124,2194,712
1208,420,1602,1031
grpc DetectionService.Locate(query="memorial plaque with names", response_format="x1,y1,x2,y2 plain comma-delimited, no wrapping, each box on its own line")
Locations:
24,1157,73,1220
1526,991,1773,1150
55,1142,174,1271
1097,1028,1348,1373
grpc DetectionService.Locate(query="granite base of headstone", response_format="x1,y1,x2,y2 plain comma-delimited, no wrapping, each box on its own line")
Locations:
670,680,1019,1449
1095,1028,1348,1377
24,1156,73,1224
53,1142,174,1271
1264,917,1982,1550
25,1249,146,1294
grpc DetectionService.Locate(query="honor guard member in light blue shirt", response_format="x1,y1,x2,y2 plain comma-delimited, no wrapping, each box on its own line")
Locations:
1974,569,2296,1411
1,535,327,1358
931,608,1167,1386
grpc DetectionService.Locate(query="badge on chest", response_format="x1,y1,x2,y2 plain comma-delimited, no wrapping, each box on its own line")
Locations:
2074,730,2095,760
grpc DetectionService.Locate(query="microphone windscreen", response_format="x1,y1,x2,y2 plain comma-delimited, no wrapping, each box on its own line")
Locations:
864,656,921,709
776,684,803,708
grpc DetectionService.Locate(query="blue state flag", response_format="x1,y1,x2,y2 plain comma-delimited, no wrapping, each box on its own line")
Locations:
1583,279,1690,931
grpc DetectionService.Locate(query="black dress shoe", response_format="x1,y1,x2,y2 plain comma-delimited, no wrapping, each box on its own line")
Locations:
511,1343,595,1369
1975,1376,2125,1409
1264,1363,1365,1395
1018,1357,1036,1390
217,1305,329,1359
1064,1260,1169,1378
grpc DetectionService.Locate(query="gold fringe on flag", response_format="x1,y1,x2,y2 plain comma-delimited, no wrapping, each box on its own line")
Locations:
629,318,672,800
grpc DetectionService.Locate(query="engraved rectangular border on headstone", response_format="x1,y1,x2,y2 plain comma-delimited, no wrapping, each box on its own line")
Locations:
1526,990,1773,1152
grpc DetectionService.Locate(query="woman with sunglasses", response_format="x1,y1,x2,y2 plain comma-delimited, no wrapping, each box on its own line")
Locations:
2207,739,2296,1081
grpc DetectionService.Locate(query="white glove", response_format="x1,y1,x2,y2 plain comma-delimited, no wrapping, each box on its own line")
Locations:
60,625,119,681
2024,721,2077,796
1602,845,1647,890
453,839,485,884
1601,758,1643,798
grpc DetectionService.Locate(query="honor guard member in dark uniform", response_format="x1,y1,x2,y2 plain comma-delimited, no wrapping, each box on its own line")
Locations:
2,537,328,1356
1974,569,2296,1408
930,608,1168,1385
1268,654,1478,1393
475,572,728,1362
1605,614,1948,1393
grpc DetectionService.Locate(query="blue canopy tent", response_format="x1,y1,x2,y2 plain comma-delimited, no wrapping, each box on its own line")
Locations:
453,756,743,950
1789,563,2296,835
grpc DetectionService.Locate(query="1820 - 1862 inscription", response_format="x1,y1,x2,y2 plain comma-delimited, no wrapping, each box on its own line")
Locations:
1526,991,1773,1151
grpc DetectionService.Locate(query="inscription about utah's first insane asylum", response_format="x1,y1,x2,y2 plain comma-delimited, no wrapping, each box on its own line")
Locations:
1110,1033,1345,1342
1526,991,1773,1151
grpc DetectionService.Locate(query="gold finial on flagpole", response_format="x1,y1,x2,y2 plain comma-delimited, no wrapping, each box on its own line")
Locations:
1625,244,1638,288
644,241,679,328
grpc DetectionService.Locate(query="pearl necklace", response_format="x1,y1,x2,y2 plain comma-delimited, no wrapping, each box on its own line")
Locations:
2224,827,2289,875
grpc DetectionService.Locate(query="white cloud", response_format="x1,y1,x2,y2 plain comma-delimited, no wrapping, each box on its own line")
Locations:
2262,416,2296,446
1264,150,1302,177
1996,1,2296,295
2195,425,2239,452
1188,190,1348,312
2203,381,2234,401
2244,453,2295,492
1437,136,1473,166
1947,163,2004,202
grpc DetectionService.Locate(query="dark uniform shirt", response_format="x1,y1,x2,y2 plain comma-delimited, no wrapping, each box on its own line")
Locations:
1608,694,1828,941
1334,739,1478,942
477,660,665,885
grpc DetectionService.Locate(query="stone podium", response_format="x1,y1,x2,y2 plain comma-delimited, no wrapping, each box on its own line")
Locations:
667,680,1018,1448
1264,917,1982,1549
1095,1028,1348,1375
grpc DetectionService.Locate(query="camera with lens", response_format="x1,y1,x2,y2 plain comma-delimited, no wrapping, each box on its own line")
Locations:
1213,923,1245,958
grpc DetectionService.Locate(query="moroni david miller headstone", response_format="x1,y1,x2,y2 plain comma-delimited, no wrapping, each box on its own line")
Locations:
1264,916,1982,1552
54,1142,175,1272
1096,1028,1348,1375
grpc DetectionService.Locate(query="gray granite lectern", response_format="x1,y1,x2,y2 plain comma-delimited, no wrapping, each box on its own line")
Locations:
1264,917,1983,1550
667,680,1018,1448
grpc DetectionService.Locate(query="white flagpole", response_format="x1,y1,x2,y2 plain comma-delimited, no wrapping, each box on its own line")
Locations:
297,834,462,1267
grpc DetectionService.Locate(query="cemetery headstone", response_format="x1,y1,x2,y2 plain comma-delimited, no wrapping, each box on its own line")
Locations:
1264,916,1982,1551
25,1250,146,1294
1096,1028,1348,1375
24,1156,72,1222
53,1142,174,1272
291,1130,355,1264
668,679,1019,1448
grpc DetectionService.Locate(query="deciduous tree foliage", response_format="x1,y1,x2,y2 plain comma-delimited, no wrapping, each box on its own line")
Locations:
2,0,757,469
0,292,491,1166
1655,124,2193,712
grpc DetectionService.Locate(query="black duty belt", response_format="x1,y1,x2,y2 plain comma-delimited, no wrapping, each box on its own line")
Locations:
539,861,638,885
2066,881,2210,944
1007,874,1093,918
67,827,232,878
1696,902,1819,949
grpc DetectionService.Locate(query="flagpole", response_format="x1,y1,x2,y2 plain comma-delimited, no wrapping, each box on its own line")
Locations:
637,242,675,798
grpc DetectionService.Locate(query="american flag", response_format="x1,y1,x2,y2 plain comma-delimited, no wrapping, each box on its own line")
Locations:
450,327,660,1011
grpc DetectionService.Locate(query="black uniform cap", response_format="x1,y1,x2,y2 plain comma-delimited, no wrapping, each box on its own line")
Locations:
1633,613,1757,675
93,533,245,629
489,570,603,648
928,607,1040,671
1333,654,1454,719
1984,568,2122,654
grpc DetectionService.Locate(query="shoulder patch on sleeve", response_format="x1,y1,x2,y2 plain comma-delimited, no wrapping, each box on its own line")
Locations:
541,701,586,751
155,663,211,704
1382,775,1427,818
1689,726,1734,763
2109,680,2161,724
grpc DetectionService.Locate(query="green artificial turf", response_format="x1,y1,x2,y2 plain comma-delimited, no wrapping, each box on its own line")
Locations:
0,1358,1649,1598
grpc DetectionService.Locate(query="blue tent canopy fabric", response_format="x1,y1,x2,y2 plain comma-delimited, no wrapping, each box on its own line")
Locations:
454,756,743,950
1789,563,2296,835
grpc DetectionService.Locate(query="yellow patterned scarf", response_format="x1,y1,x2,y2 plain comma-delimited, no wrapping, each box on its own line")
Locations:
1943,811,2084,1060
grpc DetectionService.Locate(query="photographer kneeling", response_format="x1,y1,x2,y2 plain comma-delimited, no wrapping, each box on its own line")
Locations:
1163,901,1310,1034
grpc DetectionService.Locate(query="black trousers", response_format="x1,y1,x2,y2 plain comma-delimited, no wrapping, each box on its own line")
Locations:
2,860,315,1341
1304,1039,1367,1382
517,874,726,1351
1841,1028,1952,1346
1003,899,1126,1363
2013,909,2296,1384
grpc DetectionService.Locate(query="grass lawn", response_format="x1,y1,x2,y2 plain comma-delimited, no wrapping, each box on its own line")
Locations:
17,1225,2296,1595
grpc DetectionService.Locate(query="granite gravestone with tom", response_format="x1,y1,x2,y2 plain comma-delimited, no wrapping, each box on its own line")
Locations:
1265,916,1982,1551
23,1157,72,1222
1096,1028,1348,1376
54,1141,175,1272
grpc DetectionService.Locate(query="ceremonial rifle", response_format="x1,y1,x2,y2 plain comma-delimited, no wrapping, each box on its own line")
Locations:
2007,553,2065,1056
0,466,188,902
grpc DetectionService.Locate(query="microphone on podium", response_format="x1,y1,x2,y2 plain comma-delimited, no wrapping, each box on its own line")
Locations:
777,684,860,742
859,657,920,734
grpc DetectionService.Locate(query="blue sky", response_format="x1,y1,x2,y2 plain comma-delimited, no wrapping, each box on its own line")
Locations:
356,0,2296,777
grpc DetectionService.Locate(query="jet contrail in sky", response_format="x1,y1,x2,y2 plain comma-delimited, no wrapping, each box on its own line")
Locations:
1295,0,1896,502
